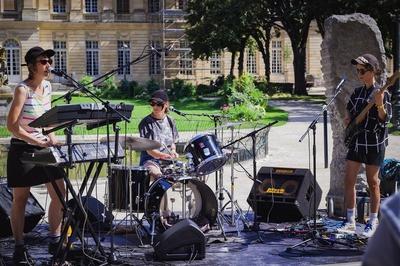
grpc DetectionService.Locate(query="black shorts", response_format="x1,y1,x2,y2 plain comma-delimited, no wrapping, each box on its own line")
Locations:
7,138,65,188
346,149,385,166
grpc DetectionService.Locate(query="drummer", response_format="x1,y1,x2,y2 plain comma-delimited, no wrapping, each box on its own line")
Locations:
138,89,179,180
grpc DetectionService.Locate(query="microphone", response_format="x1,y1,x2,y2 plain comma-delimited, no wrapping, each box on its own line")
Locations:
169,106,187,117
48,66,64,77
335,77,346,91
149,45,162,57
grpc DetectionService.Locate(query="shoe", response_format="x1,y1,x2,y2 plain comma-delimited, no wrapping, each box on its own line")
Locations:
362,220,378,238
13,245,35,265
336,220,356,234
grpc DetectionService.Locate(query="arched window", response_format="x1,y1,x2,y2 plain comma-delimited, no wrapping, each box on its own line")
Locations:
3,39,20,82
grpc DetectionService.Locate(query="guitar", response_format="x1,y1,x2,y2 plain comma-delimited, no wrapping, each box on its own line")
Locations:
344,71,400,147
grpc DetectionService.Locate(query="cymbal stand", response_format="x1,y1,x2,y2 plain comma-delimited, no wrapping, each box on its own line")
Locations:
219,124,250,232
221,121,278,241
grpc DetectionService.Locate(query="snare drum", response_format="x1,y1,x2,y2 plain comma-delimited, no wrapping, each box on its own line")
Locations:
144,177,217,232
109,165,149,211
184,133,227,176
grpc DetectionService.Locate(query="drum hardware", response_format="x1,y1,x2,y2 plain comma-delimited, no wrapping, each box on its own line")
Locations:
108,164,151,245
144,178,218,236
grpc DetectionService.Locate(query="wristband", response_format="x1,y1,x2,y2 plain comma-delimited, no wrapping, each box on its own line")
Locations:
375,104,384,110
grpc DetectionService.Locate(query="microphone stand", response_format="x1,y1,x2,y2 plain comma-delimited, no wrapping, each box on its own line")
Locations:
287,79,346,251
221,121,278,242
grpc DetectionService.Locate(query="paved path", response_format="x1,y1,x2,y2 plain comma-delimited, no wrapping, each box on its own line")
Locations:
25,99,400,217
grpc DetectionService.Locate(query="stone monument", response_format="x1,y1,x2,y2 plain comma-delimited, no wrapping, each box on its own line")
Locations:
321,13,387,216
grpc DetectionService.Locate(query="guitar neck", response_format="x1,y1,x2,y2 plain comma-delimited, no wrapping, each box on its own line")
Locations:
354,83,390,125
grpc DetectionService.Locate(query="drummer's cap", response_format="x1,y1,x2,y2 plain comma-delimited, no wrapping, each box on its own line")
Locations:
351,53,379,72
151,89,169,103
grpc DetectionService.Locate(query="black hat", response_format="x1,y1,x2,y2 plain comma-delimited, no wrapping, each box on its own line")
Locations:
151,89,169,103
24,46,55,65
351,54,380,72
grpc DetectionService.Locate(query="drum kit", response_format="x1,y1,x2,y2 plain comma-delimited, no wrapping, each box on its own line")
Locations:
102,132,237,244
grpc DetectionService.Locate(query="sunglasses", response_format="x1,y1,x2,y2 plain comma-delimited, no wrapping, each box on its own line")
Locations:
356,68,368,75
38,59,53,65
150,101,164,107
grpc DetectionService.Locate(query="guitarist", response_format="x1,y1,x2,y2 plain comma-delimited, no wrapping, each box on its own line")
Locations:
338,54,392,238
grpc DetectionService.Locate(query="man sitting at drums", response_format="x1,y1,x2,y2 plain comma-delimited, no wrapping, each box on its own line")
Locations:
138,89,179,179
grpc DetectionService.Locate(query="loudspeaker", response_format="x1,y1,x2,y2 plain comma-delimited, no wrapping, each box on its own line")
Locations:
247,167,322,223
0,182,45,237
67,196,113,232
154,219,206,261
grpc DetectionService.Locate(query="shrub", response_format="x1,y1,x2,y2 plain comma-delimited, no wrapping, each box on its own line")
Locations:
98,76,119,98
169,78,196,100
119,80,146,98
220,73,268,122
145,78,160,99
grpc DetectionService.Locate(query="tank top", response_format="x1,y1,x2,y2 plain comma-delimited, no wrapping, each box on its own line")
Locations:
13,80,52,141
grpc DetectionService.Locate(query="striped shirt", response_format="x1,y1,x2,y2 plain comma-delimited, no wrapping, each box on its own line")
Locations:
13,80,52,141
346,83,392,153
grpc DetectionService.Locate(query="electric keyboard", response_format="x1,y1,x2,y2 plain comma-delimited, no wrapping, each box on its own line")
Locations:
29,103,134,128
21,142,124,166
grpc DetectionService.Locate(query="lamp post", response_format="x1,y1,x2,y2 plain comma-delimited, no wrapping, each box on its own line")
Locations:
392,15,400,130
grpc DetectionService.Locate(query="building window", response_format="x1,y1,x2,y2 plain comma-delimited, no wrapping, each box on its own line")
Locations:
271,40,283,74
85,0,98,13
210,52,221,75
86,41,99,76
4,39,20,76
246,51,256,74
53,0,66,13
179,40,192,75
3,0,17,11
149,41,161,75
117,0,129,14
117,41,131,76
148,0,160,13
53,41,67,73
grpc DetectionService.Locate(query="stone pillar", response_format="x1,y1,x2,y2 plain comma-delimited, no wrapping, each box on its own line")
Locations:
22,0,37,20
321,13,387,216
70,0,83,22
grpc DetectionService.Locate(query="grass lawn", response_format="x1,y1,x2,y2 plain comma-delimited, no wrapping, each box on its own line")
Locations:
0,95,288,137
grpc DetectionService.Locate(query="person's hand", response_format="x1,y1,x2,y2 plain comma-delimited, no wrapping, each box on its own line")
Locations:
35,138,52,148
374,90,385,106
172,151,179,159
159,153,173,160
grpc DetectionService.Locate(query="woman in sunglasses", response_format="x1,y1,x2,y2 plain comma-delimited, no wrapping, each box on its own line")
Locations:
6,46,65,264
337,54,392,238
138,89,179,179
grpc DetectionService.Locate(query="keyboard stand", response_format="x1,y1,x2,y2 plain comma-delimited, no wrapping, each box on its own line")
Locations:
47,161,107,265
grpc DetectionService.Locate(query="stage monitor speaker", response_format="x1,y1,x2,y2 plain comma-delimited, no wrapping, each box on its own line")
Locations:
0,182,45,237
67,196,113,232
247,167,322,223
154,219,206,261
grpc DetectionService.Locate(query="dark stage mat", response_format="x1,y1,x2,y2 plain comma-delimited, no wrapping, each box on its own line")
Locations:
0,218,365,265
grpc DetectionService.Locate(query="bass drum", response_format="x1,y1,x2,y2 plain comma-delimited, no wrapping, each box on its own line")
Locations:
144,177,217,232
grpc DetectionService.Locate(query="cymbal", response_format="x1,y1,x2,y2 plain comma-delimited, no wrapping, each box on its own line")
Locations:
100,136,161,151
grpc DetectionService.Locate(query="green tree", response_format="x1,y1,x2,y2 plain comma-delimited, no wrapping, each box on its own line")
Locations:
269,0,319,95
186,0,251,76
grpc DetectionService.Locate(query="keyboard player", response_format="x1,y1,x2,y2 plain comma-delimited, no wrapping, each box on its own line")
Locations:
6,46,65,265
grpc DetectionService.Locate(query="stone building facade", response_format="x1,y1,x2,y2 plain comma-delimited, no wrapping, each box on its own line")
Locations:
0,0,331,87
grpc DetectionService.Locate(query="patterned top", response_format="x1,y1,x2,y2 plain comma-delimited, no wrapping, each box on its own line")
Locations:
346,83,392,153
13,80,52,141
138,114,179,165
